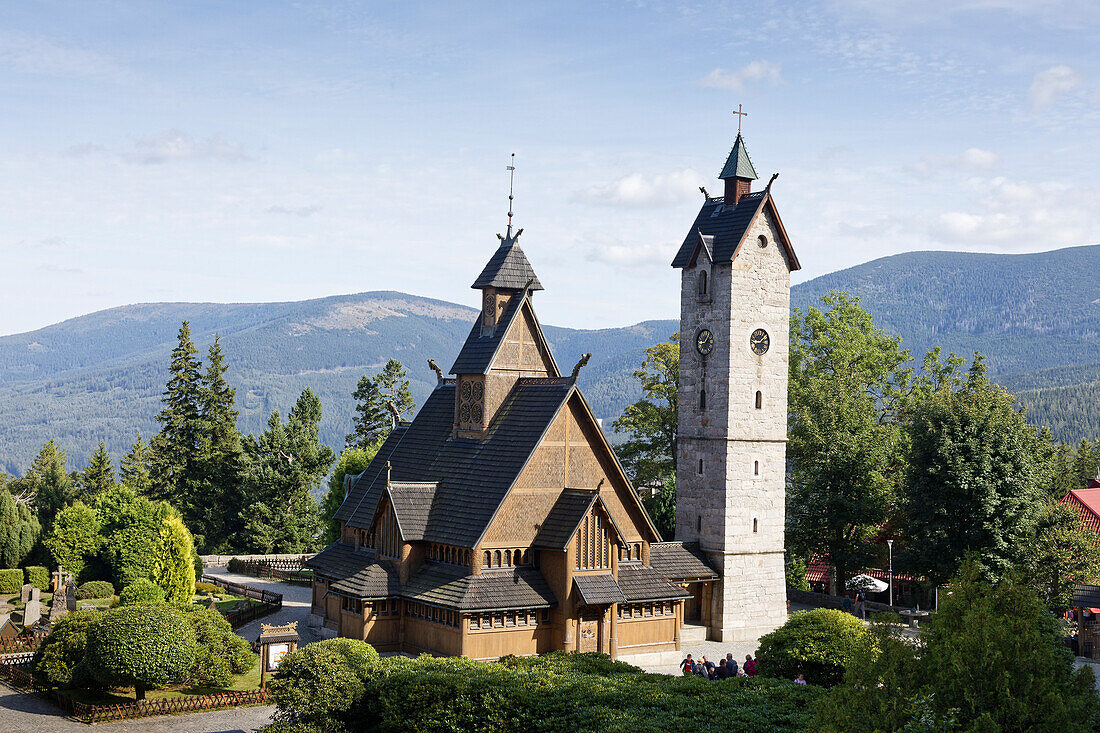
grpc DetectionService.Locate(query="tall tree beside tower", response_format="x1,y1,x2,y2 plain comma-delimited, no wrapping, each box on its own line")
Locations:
346,359,415,449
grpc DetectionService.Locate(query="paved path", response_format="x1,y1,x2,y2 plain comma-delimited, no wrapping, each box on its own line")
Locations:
203,566,323,645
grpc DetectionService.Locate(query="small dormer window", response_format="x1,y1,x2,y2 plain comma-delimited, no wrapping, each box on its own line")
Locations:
758,234,768,248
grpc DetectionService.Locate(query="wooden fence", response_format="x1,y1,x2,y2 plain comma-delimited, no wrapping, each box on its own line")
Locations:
227,558,313,585
200,574,283,629
0,654,269,723
0,633,44,655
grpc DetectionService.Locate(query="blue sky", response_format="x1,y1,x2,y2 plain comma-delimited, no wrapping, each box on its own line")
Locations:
1,1,1098,335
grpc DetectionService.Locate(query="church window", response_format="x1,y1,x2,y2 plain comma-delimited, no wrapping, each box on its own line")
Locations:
698,270,708,297
758,234,768,248
504,549,512,566
753,518,759,533
698,458,703,475
493,550,501,567
483,551,491,567
575,507,611,570
633,542,641,559
699,389,706,410
458,377,485,431
697,515,702,533
755,390,762,409
754,460,760,476
521,549,530,564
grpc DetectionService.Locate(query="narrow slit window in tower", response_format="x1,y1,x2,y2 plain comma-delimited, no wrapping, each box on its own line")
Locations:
700,389,706,410
755,390,762,409
698,458,703,475
754,460,760,475
753,518,758,533
697,515,702,533
698,270,708,296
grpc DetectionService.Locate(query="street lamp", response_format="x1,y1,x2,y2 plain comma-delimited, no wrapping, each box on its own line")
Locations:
886,539,894,608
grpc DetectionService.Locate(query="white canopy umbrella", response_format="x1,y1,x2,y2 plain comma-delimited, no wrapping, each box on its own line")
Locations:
846,574,888,593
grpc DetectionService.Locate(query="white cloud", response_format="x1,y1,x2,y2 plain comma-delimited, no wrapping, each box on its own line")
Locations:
699,61,782,92
909,148,998,176
930,176,1100,246
572,169,706,208
130,130,248,165
1028,65,1084,111
267,205,322,217
960,148,998,169
585,241,678,269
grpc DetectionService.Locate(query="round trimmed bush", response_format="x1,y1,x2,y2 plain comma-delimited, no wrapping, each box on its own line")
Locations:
177,604,255,686
32,609,103,687
85,603,197,700
76,580,115,600
0,568,22,594
118,578,166,605
268,638,381,726
756,608,868,686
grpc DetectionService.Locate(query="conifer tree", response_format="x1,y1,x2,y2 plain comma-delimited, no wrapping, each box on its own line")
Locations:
240,389,335,552
346,359,414,449
150,322,203,519
120,434,153,496
194,335,243,548
0,485,40,568
80,441,116,498
22,439,77,531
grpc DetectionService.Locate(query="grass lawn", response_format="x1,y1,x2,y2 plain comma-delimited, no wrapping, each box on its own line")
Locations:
211,595,265,614
75,596,116,610
63,658,262,705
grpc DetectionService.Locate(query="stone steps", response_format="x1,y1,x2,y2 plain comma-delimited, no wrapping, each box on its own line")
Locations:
680,623,709,643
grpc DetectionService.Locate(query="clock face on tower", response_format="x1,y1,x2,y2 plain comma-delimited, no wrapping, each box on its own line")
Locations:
750,328,770,355
696,329,714,356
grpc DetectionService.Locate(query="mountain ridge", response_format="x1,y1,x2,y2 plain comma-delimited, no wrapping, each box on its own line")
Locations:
2,245,1098,474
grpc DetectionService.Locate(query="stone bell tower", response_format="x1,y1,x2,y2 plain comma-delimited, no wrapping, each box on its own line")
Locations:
670,130,800,642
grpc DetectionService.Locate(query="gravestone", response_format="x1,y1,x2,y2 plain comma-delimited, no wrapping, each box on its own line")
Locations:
23,598,42,626
49,582,72,621
30,588,40,602
20,584,33,603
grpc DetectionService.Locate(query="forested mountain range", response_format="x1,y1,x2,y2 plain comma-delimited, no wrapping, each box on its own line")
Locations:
1,244,1097,474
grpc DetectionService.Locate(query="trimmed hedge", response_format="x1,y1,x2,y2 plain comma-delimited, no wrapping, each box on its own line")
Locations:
25,565,50,591
194,581,219,595
756,608,868,687
119,578,166,605
85,603,197,700
76,580,115,600
32,610,104,687
176,604,255,687
0,568,22,594
265,645,821,733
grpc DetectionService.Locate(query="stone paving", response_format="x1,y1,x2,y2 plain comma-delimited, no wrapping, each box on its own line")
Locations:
203,566,322,645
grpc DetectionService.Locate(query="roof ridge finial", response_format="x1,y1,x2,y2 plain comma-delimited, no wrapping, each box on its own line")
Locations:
506,153,516,239
733,103,748,136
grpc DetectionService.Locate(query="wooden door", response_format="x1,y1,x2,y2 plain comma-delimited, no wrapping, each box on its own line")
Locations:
578,611,599,653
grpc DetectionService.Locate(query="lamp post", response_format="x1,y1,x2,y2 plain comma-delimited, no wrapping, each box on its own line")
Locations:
886,539,894,608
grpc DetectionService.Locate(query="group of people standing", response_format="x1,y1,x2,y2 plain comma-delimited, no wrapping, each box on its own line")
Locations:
679,652,755,680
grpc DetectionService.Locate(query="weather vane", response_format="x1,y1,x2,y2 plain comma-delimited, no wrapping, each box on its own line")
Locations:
733,104,747,135
506,153,516,237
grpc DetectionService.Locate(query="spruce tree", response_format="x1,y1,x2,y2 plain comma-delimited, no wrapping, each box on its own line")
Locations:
23,439,77,531
346,359,414,449
150,322,203,520
194,335,243,549
239,389,335,552
80,441,116,498
120,434,153,496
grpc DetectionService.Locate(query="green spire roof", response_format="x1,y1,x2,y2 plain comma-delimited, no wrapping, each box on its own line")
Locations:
718,133,758,180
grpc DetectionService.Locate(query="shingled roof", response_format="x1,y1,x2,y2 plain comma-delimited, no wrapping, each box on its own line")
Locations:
617,563,692,602
719,133,758,180
449,293,522,375
404,563,558,611
333,425,409,524
532,490,598,549
387,481,439,542
336,378,575,547
670,189,800,271
573,574,628,606
305,543,379,579
471,235,543,291
649,542,719,581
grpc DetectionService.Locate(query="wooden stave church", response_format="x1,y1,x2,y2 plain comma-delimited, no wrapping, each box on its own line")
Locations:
306,221,720,661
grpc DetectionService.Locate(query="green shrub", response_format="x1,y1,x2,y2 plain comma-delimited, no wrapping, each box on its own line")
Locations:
226,558,245,573
76,580,115,600
268,638,381,730
265,648,821,733
756,608,867,686
0,568,21,594
25,565,49,591
118,578,166,605
32,610,104,687
85,603,197,700
194,581,220,594
176,604,255,686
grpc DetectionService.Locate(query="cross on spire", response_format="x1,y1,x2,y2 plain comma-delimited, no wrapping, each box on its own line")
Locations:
506,153,516,238
732,104,748,135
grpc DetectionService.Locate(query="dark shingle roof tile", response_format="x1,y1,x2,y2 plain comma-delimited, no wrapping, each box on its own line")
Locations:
649,542,719,580
573,574,627,606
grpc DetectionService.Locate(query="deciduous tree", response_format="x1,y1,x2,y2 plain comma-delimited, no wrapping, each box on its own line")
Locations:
612,334,679,493
321,445,379,545
85,604,196,700
43,501,102,578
